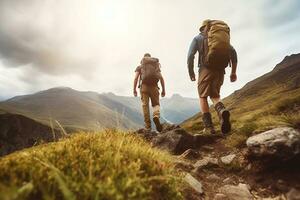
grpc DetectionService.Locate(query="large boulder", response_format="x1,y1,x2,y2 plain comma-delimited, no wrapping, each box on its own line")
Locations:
246,127,300,160
135,124,221,155
152,127,195,154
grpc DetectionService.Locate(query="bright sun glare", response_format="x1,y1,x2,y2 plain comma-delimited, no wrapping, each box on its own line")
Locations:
97,1,129,33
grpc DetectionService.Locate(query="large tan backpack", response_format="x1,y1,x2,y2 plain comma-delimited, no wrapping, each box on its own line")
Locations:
140,57,160,85
202,20,231,70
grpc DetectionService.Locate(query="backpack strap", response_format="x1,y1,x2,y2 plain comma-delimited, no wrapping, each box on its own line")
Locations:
138,68,142,88
201,34,209,67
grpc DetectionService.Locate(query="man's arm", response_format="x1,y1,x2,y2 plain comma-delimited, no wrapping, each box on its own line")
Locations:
133,71,140,96
187,37,198,81
230,46,238,82
159,73,166,97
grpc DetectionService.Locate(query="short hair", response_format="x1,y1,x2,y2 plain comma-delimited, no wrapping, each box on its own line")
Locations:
144,53,151,57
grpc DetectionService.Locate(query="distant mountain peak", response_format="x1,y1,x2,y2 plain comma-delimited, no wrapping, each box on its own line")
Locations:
104,92,116,96
274,53,300,71
35,87,76,95
47,87,73,91
170,94,183,100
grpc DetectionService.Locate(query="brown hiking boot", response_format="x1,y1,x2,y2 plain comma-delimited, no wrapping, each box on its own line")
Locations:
153,117,163,132
202,112,216,134
214,102,231,134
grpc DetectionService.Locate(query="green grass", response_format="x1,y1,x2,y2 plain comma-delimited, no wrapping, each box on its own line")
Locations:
0,130,184,200
182,84,300,149
278,112,300,129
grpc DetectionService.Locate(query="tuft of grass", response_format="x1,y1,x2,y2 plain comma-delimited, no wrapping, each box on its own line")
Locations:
279,113,300,129
223,133,248,148
222,121,257,148
274,95,300,113
0,130,184,200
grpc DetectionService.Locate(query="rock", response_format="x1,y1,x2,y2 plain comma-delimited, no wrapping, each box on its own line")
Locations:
221,154,237,165
246,127,300,161
287,188,300,200
201,145,215,151
194,157,218,168
135,128,157,141
275,179,288,192
245,164,252,171
173,160,193,171
219,183,253,200
193,156,219,172
161,123,180,132
184,173,204,194
152,128,195,154
260,195,286,200
207,174,221,181
223,177,232,184
178,149,200,160
214,193,229,200
194,133,223,146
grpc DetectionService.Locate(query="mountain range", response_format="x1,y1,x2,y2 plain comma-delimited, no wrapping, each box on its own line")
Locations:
0,88,199,131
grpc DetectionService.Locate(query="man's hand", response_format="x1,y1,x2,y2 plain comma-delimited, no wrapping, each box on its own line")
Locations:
230,73,237,82
161,90,166,97
133,90,138,97
190,75,196,82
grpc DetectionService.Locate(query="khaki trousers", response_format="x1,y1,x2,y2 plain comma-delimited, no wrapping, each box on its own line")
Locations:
140,84,160,129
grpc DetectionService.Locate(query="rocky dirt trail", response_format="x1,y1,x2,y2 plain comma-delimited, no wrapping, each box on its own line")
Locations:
135,125,300,200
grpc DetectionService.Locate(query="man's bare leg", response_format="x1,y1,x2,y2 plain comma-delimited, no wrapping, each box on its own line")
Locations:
199,97,210,113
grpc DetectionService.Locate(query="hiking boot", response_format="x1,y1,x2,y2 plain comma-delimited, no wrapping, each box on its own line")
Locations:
202,112,216,134
201,127,216,135
214,102,231,134
153,117,163,132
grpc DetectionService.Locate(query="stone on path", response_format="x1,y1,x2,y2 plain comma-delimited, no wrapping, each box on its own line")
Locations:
221,154,237,165
184,173,204,194
193,156,219,172
218,183,253,200
287,188,300,200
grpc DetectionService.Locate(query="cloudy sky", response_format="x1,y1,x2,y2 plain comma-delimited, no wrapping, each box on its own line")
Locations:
0,0,300,100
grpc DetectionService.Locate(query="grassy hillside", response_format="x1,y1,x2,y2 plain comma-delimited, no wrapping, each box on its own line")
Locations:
182,54,300,148
0,130,184,200
0,87,142,130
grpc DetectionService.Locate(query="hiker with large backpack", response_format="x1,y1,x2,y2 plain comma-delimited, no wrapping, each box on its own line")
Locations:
133,53,166,132
187,19,238,135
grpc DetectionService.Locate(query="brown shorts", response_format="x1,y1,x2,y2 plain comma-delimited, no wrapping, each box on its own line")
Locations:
140,84,160,106
198,67,224,98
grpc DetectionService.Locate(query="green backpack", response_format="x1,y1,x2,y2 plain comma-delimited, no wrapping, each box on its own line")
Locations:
140,57,160,85
202,20,231,70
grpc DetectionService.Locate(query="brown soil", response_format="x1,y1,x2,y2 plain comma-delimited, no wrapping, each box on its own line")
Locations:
177,134,300,200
